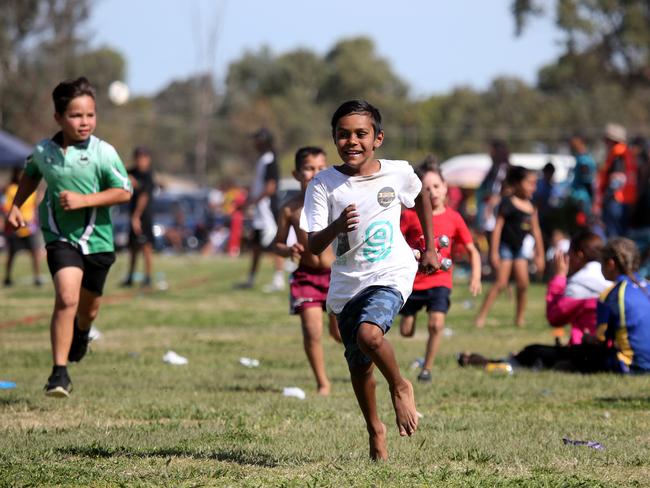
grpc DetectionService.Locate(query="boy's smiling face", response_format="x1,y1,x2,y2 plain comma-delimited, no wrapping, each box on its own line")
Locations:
54,94,96,145
294,153,327,192
334,113,383,174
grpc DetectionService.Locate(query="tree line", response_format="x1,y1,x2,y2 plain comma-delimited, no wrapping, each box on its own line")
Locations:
2,0,650,183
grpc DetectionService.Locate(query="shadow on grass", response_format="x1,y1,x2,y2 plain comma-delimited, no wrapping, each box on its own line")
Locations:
218,384,278,393
57,444,281,467
590,396,650,410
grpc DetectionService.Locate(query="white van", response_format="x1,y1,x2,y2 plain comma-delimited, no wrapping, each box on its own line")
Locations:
440,153,576,189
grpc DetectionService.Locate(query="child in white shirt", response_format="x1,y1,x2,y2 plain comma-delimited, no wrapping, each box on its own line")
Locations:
301,100,438,460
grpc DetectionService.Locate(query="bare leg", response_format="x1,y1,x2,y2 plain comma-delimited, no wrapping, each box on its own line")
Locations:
422,312,445,371
77,287,102,331
143,242,153,280
475,259,513,327
512,259,529,327
328,313,342,343
4,247,16,284
248,243,262,283
300,306,330,395
30,248,41,284
50,267,83,366
357,323,418,437
349,362,387,460
400,315,416,337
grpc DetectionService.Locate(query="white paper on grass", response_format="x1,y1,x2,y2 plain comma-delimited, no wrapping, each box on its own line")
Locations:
282,387,306,400
163,350,188,365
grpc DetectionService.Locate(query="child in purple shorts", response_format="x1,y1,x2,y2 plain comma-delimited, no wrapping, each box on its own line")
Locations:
301,100,439,460
273,147,341,396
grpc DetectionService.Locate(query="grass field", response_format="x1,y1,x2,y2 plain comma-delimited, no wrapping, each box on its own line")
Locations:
1,253,650,487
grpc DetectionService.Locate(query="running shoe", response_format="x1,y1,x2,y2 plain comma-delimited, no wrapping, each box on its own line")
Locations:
44,369,72,398
68,319,90,363
417,369,432,383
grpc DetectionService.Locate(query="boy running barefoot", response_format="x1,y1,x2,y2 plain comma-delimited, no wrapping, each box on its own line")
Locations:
301,100,439,460
7,77,131,397
272,146,341,396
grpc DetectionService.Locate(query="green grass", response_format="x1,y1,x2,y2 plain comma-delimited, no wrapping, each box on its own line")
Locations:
1,254,650,487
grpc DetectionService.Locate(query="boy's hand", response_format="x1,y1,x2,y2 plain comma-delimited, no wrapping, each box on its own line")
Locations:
490,252,500,271
131,216,142,236
6,206,26,230
290,243,304,261
419,248,440,274
534,254,545,276
552,250,568,277
59,191,88,211
469,278,482,296
336,204,359,233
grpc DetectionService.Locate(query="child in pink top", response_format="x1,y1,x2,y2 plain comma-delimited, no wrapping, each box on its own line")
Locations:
546,232,611,345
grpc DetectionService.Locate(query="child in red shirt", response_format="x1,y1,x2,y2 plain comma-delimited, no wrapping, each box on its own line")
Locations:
400,164,482,382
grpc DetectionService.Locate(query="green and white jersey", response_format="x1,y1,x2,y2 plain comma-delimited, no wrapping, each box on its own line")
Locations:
24,132,132,254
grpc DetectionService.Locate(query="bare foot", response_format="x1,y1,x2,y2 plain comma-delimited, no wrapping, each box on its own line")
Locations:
391,380,418,436
317,382,330,396
474,316,486,328
515,319,525,328
369,422,387,461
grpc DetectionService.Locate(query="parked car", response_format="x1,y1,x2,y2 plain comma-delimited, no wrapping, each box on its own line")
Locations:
112,189,211,252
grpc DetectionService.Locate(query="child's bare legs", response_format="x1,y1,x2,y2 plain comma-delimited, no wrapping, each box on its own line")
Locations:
475,259,513,327
349,362,387,460
328,313,342,343
51,268,83,365
422,312,445,371
399,315,416,337
357,323,418,437
77,287,102,331
511,259,529,327
300,306,330,395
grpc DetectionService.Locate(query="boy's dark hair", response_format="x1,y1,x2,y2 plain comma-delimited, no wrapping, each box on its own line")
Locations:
601,237,648,295
505,165,532,186
418,154,445,182
543,162,555,175
294,146,325,172
52,77,96,114
331,99,382,137
570,231,603,262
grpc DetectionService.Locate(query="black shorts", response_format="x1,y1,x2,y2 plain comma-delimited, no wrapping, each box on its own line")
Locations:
6,233,38,253
400,286,451,316
129,216,154,246
46,241,116,296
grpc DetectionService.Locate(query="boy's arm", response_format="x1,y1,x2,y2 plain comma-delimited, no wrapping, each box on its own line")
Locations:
531,210,545,274
272,205,301,259
6,173,40,230
59,188,131,210
490,215,504,269
307,204,357,255
465,242,482,296
413,192,439,272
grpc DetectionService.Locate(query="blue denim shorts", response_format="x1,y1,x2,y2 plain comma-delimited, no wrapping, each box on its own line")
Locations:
336,286,404,368
499,243,526,260
400,286,451,315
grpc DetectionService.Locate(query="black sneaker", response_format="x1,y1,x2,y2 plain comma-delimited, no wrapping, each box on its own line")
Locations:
417,369,432,383
68,319,90,363
141,276,152,289
44,369,72,398
3,277,12,287
120,277,133,288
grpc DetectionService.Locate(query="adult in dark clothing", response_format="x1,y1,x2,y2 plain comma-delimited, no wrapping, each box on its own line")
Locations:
628,137,650,275
122,147,155,288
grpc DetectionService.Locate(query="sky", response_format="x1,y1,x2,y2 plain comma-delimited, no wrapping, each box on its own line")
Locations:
88,0,563,98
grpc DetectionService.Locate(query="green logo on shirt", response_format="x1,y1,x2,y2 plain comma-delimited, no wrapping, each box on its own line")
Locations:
363,221,393,262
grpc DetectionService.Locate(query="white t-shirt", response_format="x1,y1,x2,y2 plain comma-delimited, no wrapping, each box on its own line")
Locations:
300,159,422,313
251,151,278,243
